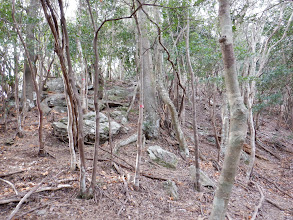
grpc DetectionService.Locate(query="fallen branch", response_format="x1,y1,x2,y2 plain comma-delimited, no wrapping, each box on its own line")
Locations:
251,183,265,220
0,178,18,195
113,133,137,154
0,169,25,178
1,184,73,205
7,170,65,220
265,198,285,211
256,140,280,160
16,202,53,219
259,174,293,199
85,142,135,169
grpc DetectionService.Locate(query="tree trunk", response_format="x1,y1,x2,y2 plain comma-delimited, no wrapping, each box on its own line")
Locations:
220,94,229,154
186,10,200,191
39,0,87,196
23,0,37,107
210,1,248,219
12,0,45,156
13,41,23,138
133,12,144,190
85,0,101,197
137,0,159,139
64,79,77,171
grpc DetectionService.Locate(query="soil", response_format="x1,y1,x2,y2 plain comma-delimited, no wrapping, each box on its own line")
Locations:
0,81,292,220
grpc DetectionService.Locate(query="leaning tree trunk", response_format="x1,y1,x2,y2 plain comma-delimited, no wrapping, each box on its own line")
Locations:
210,1,248,219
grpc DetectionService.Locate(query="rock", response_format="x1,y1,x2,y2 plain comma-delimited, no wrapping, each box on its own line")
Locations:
52,111,122,144
40,101,51,115
111,110,128,125
41,93,67,113
52,121,68,140
147,146,178,169
163,180,179,200
46,78,64,93
189,165,216,189
46,94,66,108
114,133,137,154
36,209,47,216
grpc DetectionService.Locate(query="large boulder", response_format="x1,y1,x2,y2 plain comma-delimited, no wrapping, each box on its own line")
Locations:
41,93,67,113
45,78,64,93
52,112,122,143
147,146,178,169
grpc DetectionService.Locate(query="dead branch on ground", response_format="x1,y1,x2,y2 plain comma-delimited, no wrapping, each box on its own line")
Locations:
7,170,66,220
0,169,26,178
0,178,18,195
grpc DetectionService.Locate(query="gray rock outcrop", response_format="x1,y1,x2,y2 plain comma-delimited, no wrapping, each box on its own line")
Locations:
147,146,178,169
52,112,122,143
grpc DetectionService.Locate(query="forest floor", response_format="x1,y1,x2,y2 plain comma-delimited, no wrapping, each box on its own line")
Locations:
0,81,293,220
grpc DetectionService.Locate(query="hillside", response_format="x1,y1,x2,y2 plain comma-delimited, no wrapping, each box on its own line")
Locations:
0,80,292,220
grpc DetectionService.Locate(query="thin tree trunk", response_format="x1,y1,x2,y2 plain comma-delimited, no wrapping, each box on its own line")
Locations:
246,84,256,181
40,0,87,196
211,83,221,161
12,0,45,156
64,79,77,171
157,65,189,157
86,0,100,197
133,12,144,190
186,11,200,191
210,1,248,219
220,94,229,154
13,41,23,138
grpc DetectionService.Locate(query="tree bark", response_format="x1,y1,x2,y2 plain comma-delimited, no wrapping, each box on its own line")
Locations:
186,11,200,191
13,40,23,138
133,12,144,190
12,0,45,156
39,0,87,196
210,1,248,219
23,0,37,106
137,0,159,139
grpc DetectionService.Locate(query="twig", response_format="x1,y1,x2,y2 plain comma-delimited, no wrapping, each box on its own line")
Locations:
0,170,25,178
15,202,53,218
265,198,285,211
251,183,265,220
256,140,280,160
7,170,65,220
259,173,293,199
271,181,293,199
0,178,18,195
226,212,233,220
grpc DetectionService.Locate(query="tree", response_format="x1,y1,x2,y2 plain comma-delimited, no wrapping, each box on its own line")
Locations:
137,0,159,139
12,0,46,156
210,0,248,219
39,0,87,196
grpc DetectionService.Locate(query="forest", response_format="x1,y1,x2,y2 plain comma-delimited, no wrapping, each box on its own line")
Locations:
0,0,292,219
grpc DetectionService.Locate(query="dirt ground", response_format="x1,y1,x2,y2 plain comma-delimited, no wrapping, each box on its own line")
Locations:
0,86,293,220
